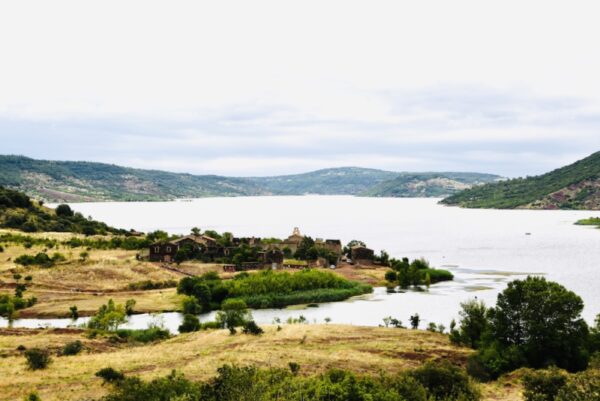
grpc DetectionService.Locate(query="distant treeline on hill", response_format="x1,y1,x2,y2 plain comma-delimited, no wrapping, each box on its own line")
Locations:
0,155,500,202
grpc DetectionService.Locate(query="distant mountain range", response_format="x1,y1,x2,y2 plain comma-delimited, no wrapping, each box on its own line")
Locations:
0,155,501,202
441,151,600,209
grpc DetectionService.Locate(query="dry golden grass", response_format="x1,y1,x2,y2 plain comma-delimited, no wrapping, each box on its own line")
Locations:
0,324,482,401
0,239,185,317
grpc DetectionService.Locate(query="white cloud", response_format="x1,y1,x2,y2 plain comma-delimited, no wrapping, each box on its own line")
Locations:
0,1,599,177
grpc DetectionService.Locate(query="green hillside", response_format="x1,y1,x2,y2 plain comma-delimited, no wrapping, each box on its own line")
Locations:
0,155,500,202
248,167,399,195
0,156,267,202
441,151,600,209
362,172,499,197
0,186,128,234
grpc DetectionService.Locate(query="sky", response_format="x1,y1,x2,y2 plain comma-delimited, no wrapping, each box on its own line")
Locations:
1,0,599,177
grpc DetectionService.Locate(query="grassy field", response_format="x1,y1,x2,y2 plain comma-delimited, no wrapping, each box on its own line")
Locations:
0,324,523,401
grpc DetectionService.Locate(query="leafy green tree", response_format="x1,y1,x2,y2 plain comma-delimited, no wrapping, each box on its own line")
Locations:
125,299,136,316
55,204,74,217
87,299,127,331
181,296,202,315
488,276,589,372
216,299,252,334
179,314,201,333
450,299,489,349
69,305,79,319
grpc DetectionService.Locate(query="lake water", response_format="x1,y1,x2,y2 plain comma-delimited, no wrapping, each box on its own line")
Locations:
3,196,599,332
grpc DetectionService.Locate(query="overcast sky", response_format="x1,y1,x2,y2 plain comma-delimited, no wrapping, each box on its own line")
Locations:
1,1,599,177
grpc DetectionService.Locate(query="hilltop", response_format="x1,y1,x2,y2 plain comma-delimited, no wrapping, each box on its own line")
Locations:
442,151,600,209
0,155,500,202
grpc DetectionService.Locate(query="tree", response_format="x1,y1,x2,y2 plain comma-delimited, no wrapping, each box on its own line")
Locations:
55,204,74,217
125,299,136,316
69,305,79,319
87,299,127,331
216,299,252,334
450,299,489,349
488,276,589,372
410,314,420,330
190,227,201,236
179,314,201,333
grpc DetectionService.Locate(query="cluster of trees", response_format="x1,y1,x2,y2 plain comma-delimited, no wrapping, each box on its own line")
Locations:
14,252,66,268
384,257,454,288
177,270,372,314
449,276,600,381
294,236,339,264
0,274,37,319
0,186,130,235
94,361,480,401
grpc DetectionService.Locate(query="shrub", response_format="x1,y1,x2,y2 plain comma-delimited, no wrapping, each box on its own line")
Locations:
96,367,125,383
241,320,263,335
288,362,300,375
62,340,84,356
556,369,600,401
411,361,480,401
24,393,42,401
179,314,201,333
522,368,568,401
24,348,51,370
114,327,170,343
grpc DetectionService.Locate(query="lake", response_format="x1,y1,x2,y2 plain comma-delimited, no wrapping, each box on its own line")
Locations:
3,196,599,331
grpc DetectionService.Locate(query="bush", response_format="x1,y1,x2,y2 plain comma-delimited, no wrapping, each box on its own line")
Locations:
96,367,125,383
24,348,51,370
556,369,600,401
55,204,74,217
24,393,42,401
522,368,568,401
179,314,201,333
411,361,480,401
62,340,84,356
114,327,171,343
242,321,263,335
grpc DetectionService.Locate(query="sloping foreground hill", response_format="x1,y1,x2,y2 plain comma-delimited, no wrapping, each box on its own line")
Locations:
442,151,600,209
0,155,500,202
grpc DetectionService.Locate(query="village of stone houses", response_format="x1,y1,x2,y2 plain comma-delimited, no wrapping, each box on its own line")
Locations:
145,227,377,272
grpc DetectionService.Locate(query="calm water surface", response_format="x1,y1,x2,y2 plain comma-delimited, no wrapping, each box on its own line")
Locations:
3,196,599,331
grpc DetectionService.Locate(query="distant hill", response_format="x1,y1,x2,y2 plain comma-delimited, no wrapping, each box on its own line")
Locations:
0,155,500,202
248,167,400,195
441,151,600,209
0,156,267,202
362,172,500,198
